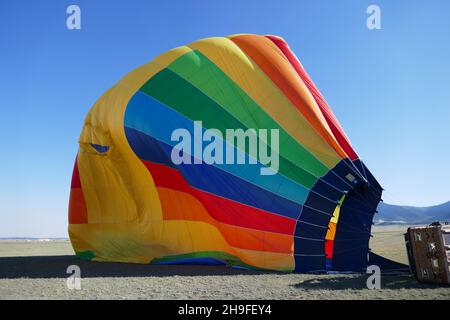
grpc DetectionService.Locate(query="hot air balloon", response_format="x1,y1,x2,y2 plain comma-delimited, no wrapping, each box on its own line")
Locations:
68,34,383,272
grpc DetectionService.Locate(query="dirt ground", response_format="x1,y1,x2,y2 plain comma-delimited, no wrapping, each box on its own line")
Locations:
0,226,449,300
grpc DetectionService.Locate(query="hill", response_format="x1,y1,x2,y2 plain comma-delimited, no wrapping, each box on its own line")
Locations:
375,201,450,225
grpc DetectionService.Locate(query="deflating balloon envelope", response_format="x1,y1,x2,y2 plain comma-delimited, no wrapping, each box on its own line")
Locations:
68,34,382,273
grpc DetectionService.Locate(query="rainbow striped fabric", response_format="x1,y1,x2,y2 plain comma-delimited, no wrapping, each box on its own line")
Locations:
69,34,382,272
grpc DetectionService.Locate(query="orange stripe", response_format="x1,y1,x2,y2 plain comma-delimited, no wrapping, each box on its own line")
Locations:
325,222,337,240
229,35,346,158
68,188,88,224
157,187,293,254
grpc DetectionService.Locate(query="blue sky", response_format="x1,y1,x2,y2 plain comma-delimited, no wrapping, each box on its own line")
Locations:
1,0,449,237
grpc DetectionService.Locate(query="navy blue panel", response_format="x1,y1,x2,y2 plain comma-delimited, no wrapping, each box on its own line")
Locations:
368,252,409,273
331,182,381,272
296,207,331,227
345,186,379,215
337,207,373,233
125,126,301,220
354,160,383,193
338,202,374,237
333,231,371,241
292,155,383,273
324,159,365,193
294,255,326,273
304,192,338,214
293,159,353,272
313,179,344,202
342,158,366,184
295,221,328,239
321,162,351,191
330,243,369,272
294,238,326,255
352,159,368,180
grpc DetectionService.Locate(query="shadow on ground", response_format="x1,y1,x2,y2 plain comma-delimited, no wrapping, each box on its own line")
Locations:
2,255,448,291
0,255,271,279
293,274,449,290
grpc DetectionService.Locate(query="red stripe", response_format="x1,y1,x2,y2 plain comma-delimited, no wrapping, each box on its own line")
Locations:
142,160,296,235
68,187,88,224
325,240,334,259
71,157,82,188
69,156,88,224
265,35,359,161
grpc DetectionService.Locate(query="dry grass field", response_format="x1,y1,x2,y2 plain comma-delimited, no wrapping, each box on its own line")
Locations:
0,226,449,300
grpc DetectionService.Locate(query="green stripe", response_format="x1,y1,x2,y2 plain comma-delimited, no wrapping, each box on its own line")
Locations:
141,68,316,188
168,51,329,176
76,250,95,260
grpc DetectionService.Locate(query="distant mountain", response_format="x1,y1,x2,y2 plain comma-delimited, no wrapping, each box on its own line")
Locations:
375,201,450,225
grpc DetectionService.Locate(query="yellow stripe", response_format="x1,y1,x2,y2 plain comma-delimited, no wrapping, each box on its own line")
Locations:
188,37,341,168
70,220,293,270
325,194,346,240
71,47,191,259
234,247,294,271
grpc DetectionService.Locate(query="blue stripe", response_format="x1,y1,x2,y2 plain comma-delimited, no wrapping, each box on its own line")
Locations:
124,91,310,205
125,126,301,219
